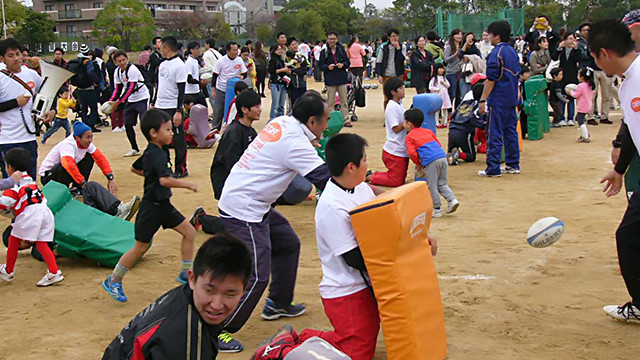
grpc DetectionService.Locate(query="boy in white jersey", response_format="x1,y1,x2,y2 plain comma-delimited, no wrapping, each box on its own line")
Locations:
592,19,640,323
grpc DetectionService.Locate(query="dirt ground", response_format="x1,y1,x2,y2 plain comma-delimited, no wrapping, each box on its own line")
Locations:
0,79,638,360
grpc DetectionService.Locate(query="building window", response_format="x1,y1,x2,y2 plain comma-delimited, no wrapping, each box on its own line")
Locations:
189,5,196,11
207,5,214,11
179,5,186,10
45,5,54,11
92,2,103,8
64,4,75,10
66,25,76,32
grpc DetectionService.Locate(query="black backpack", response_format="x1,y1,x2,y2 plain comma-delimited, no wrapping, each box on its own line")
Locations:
67,58,92,88
124,63,153,93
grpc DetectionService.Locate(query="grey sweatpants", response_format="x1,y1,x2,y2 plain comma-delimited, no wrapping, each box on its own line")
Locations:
211,87,226,130
82,181,120,216
420,157,456,210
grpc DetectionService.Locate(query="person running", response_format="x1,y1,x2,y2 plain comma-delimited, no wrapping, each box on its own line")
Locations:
109,50,149,157
102,234,252,360
215,91,331,352
102,109,197,303
151,36,189,178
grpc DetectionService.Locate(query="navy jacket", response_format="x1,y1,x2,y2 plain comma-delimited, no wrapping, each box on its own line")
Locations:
319,43,350,86
486,43,520,107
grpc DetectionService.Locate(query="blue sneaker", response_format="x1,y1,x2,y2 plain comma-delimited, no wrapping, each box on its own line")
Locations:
102,275,127,302
217,331,243,353
261,298,306,320
176,271,189,284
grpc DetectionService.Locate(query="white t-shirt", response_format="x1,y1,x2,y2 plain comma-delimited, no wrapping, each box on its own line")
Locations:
298,43,311,60
184,55,201,95
39,135,97,175
383,99,408,157
313,45,323,61
114,63,150,103
0,67,42,144
315,180,374,299
202,48,222,70
219,115,325,222
155,56,187,109
620,55,640,153
213,55,247,92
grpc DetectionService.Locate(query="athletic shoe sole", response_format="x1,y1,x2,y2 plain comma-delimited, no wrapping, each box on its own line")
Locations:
37,274,64,287
261,307,306,320
448,201,459,214
189,206,205,229
125,196,141,221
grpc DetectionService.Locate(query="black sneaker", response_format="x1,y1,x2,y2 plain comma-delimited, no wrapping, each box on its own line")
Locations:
261,298,306,320
171,172,189,179
217,331,243,353
189,206,205,230
90,126,102,133
587,119,599,126
600,118,613,125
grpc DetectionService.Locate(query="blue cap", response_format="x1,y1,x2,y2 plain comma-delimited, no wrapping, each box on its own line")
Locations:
73,121,91,137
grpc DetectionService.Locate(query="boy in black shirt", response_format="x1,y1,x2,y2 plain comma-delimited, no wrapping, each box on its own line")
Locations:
102,234,252,360
189,90,262,235
102,109,198,303
549,68,569,127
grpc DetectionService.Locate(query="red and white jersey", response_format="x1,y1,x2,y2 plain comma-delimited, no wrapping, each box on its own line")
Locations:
0,175,46,217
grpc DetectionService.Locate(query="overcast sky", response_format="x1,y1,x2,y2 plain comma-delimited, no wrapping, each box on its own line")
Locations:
352,0,394,10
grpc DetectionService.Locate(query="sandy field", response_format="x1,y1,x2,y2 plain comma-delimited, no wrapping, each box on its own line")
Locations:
0,79,638,360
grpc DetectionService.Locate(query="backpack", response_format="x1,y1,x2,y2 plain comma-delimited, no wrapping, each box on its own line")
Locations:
67,58,92,88
126,63,153,93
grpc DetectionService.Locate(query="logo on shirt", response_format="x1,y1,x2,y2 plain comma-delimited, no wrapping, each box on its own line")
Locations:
26,81,35,90
258,123,282,143
159,68,170,79
632,97,640,112
409,211,426,238
234,64,242,70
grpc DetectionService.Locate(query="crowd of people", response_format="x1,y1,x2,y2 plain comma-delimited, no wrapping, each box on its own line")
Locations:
2,9,640,360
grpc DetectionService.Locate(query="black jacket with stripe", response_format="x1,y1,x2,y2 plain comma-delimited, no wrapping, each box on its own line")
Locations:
102,284,221,360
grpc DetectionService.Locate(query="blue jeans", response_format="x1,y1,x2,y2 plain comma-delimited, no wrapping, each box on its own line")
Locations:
446,73,460,107
561,99,575,121
0,140,38,179
459,80,470,100
76,89,98,127
270,83,287,120
42,117,71,143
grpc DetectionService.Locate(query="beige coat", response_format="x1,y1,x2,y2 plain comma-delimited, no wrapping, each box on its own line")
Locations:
529,50,551,76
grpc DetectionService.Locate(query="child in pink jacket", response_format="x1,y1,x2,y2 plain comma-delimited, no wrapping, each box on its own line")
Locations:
569,68,595,143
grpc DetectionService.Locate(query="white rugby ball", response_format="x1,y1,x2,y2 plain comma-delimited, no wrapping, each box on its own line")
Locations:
564,84,577,95
100,101,114,115
527,217,564,248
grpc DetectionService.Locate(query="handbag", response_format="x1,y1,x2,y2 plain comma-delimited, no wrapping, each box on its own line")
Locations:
545,60,560,82
355,76,366,107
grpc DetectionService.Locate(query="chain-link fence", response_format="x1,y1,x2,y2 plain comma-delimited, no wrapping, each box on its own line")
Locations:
437,7,525,39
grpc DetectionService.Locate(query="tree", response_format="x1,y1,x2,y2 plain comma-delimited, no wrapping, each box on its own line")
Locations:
92,0,156,51
162,12,232,42
364,3,378,18
255,23,274,44
4,0,27,36
280,0,363,37
296,9,325,42
15,9,56,47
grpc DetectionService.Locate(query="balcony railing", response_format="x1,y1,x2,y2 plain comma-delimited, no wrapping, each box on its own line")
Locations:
58,31,83,38
59,10,82,19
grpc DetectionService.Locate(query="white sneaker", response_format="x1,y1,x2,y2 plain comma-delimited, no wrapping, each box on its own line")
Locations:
0,264,14,282
478,170,501,177
603,302,640,323
116,195,141,221
567,120,575,126
558,120,568,126
112,128,119,133
37,270,64,287
123,149,141,157
118,126,125,132
447,199,460,214
432,208,444,218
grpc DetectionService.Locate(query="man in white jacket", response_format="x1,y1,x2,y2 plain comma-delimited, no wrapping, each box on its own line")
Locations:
203,39,223,112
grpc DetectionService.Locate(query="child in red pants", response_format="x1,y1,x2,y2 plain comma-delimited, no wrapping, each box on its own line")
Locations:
0,148,63,287
367,77,409,187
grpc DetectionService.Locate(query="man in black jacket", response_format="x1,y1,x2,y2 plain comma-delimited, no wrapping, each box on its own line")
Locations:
102,234,252,360
146,37,164,90
525,15,561,58
319,31,351,126
375,28,406,110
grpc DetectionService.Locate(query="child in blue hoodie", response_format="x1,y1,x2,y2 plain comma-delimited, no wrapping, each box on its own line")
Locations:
403,108,459,218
